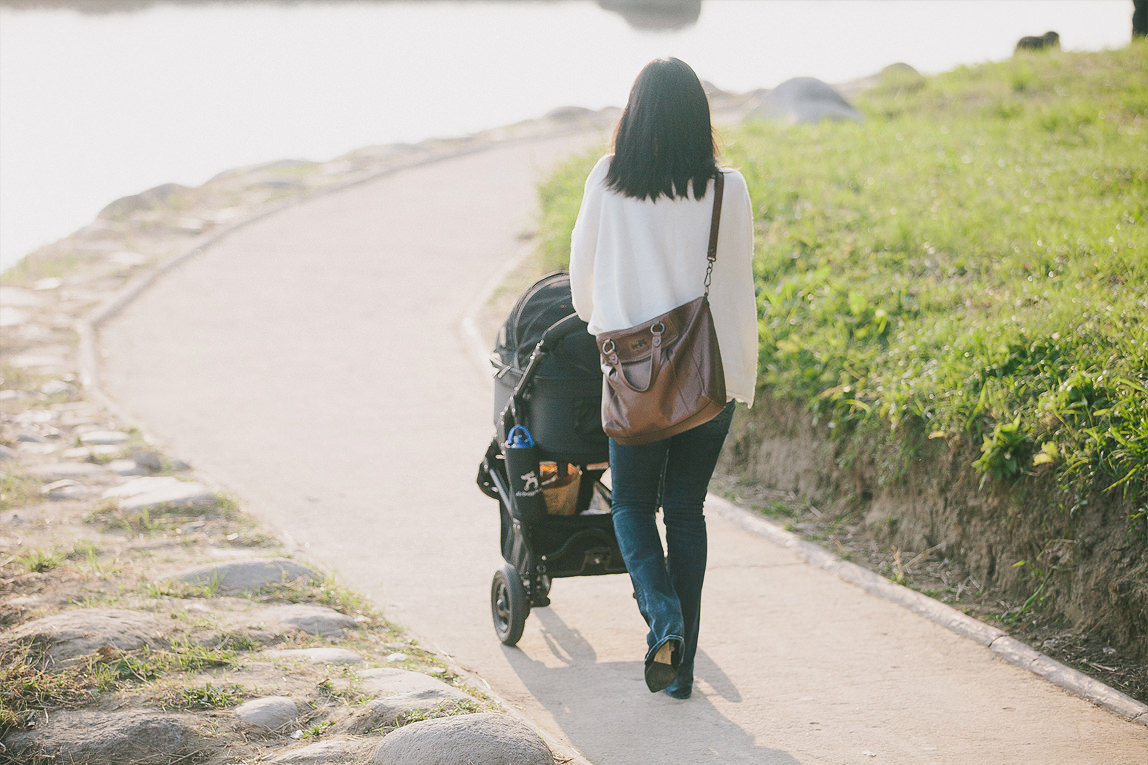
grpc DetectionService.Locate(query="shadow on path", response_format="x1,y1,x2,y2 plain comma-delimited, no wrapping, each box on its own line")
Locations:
505,608,800,764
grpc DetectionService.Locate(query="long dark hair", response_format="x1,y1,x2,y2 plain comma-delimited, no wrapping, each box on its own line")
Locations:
607,57,717,201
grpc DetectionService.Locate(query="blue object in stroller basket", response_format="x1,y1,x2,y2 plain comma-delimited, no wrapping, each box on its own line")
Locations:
504,425,546,523
476,272,627,646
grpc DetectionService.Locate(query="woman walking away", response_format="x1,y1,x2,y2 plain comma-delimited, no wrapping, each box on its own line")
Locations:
570,57,758,699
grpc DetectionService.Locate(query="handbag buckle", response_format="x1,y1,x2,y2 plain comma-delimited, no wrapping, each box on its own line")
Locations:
651,321,665,347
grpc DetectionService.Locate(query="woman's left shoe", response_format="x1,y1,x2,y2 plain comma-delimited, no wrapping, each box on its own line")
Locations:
644,639,681,693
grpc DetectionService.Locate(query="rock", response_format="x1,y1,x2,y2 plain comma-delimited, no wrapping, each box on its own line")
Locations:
2,608,164,665
877,63,925,94
0,286,41,307
271,737,373,764
132,451,165,471
80,430,131,445
41,478,89,500
111,250,149,267
598,0,701,31
169,557,320,595
0,445,16,460
0,709,197,764
9,353,68,370
98,182,194,221
235,696,299,730
261,604,358,636
0,305,31,328
341,692,470,735
103,476,217,513
107,458,149,476
749,77,862,124
262,647,363,665
357,668,461,698
338,671,471,735
370,712,552,765
1016,30,1060,52
40,379,75,396
27,461,105,481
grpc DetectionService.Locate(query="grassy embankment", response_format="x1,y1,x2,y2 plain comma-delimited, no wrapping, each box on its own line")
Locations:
534,44,1147,673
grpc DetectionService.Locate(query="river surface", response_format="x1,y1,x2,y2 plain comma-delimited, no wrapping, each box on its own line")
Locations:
0,0,1133,271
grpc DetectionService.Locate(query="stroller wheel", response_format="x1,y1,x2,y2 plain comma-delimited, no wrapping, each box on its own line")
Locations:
491,564,529,646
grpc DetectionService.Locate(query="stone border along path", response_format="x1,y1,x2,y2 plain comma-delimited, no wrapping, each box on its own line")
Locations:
3,81,1145,761
2,109,624,764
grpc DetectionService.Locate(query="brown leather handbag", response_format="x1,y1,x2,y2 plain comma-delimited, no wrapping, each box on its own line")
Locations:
596,172,727,446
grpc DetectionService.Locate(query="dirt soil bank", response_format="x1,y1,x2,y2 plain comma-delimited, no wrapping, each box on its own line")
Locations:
715,395,1148,704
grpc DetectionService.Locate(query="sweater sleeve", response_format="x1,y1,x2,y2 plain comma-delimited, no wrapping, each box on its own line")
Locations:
711,170,759,407
570,156,610,323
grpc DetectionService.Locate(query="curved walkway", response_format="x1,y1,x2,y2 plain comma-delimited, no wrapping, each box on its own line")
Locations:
97,132,1148,763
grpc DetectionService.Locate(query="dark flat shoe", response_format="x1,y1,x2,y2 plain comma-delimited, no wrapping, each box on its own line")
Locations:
644,640,680,693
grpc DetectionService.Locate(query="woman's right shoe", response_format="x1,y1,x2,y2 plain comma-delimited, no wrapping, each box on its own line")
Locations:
644,639,681,693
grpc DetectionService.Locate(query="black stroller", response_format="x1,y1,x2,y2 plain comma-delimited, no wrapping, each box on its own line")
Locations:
476,272,627,645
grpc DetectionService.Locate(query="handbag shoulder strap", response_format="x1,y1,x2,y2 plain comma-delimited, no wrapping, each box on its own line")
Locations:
704,170,725,296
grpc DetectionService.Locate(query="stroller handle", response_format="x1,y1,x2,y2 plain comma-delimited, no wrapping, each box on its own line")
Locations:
540,313,590,349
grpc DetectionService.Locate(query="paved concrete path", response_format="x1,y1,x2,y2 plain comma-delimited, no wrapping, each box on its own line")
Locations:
99,133,1148,764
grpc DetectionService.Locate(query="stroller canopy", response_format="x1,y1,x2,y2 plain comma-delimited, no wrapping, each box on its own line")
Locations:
493,272,599,377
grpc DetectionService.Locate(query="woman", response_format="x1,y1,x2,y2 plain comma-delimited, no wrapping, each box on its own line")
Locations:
570,57,758,699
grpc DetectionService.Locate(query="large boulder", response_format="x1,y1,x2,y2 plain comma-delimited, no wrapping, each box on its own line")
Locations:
235,696,299,730
337,669,472,735
749,77,863,124
371,712,552,764
0,709,198,764
259,604,358,636
169,558,320,595
2,608,164,665
102,476,217,513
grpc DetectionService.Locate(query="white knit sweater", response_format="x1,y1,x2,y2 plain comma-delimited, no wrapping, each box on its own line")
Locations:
570,155,758,406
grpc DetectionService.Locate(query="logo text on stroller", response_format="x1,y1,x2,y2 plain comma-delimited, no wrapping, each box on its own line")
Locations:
518,470,540,495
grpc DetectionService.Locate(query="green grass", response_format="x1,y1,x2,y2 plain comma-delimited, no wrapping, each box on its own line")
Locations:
536,44,1148,521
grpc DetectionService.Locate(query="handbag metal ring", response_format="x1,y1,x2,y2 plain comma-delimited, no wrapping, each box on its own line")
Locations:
601,338,615,355
651,321,665,336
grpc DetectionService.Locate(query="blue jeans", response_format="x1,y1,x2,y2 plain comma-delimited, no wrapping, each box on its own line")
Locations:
609,401,735,698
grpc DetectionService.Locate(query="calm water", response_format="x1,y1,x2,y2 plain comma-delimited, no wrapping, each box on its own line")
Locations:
0,0,1133,271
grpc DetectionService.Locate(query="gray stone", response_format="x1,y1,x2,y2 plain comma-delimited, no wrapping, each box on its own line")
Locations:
40,379,75,396
263,647,363,665
111,250,149,267
0,709,197,764
0,286,41,307
1,608,164,664
262,604,358,636
107,458,149,476
27,461,105,480
41,478,89,500
103,476,217,513
0,445,16,460
271,737,372,763
370,712,552,765
170,557,320,595
9,353,67,370
98,182,193,220
0,305,31,328
80,429,131,445
749,77,863,124
133,451,165,471
235,696,299,730
358,668,461,698
339,682,471,735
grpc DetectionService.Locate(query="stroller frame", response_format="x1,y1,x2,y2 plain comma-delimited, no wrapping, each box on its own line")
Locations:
477,313,627,645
